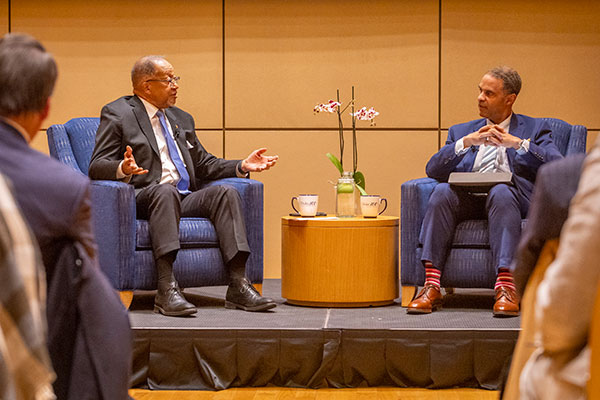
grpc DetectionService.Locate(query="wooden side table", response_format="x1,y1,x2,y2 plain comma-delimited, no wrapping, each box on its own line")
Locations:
281,216,399,307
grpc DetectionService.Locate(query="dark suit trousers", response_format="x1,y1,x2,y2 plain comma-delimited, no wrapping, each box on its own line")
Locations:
420,182,527,274
135,183,250,265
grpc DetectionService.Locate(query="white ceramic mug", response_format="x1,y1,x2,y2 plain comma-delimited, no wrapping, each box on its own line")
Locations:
291,194,319,217
360,195,387,218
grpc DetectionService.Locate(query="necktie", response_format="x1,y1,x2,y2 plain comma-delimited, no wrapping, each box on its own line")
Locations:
479,144,498,173
156,110,191,194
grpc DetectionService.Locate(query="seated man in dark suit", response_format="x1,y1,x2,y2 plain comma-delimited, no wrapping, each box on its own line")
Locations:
407,66,563,317
89,55,278,317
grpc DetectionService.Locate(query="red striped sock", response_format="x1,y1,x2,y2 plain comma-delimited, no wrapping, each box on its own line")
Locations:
495,268,516,291
424,261,441,289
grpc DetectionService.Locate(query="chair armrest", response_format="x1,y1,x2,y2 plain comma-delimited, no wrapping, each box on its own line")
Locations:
46,124,81,173
90,180,137,289
200,178,264,284
400,177,438,285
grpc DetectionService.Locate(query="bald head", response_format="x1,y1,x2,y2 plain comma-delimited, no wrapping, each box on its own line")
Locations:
131,55,166,90
131,56,178,109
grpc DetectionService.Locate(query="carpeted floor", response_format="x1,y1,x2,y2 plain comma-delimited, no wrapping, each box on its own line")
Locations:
128,279,521,331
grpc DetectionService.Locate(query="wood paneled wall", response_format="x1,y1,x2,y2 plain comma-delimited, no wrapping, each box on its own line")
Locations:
3,0,599,278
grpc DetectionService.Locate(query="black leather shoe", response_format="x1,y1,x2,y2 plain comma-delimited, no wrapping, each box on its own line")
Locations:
225,278,277,311
154,282,197,317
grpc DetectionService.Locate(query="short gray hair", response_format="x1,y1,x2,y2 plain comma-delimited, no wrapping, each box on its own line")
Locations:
0,33,57,117
131,55,165,87
486,66,522,96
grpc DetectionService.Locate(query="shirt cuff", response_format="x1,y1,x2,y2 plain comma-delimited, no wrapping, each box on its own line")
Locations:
517,138,531,155
117,161,132,183
236,162,249,178
455,138,469,155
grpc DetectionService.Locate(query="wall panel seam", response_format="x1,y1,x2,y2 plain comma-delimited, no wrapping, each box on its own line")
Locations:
437,0,442,151
221,0,226,158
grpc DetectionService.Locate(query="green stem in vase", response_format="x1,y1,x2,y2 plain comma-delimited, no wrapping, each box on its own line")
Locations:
352,86,357,174
336,89,344,173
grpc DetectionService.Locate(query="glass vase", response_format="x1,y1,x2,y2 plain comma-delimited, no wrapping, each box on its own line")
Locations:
336,171,356,217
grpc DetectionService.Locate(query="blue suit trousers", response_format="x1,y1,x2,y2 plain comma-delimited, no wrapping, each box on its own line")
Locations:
419,183,527,274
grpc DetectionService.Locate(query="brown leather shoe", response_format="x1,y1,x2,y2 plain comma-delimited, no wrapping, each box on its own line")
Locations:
493,286,520,317
407,284,443,314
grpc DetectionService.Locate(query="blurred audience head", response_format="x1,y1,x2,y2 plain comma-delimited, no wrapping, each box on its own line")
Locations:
0,33,57,119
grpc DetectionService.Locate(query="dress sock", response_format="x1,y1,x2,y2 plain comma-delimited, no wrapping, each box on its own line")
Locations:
495,267,516,291
423,261,441,290
227,252,248,285
156,251,177,286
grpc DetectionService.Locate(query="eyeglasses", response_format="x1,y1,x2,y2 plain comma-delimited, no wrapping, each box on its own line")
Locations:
146,76,181,86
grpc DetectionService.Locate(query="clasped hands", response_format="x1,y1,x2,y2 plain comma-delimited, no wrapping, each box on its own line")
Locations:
121,145,279,176
463,125,521,149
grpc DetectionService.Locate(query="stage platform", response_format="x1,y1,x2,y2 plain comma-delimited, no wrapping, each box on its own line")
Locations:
128,279,520,391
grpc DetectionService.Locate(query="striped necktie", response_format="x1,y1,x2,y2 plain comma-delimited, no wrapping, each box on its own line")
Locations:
156,110,191,194
479,144,497,173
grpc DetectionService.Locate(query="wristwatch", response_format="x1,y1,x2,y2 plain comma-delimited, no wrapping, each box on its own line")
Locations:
517,138,530,151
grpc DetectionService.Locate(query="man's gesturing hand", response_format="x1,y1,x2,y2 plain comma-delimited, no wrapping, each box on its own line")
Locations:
241,148,279,173
122,145,149,175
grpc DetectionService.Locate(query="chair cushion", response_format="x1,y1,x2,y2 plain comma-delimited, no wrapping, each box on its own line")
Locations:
136,218,219,250
452,220,490,247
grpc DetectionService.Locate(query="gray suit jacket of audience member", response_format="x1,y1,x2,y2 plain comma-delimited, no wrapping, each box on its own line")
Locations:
511,153,586,297
0,120,96,271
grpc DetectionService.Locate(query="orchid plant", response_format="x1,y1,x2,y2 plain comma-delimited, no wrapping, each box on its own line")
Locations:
314,87,379,196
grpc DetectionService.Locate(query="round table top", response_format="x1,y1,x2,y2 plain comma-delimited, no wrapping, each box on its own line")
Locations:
281,214,398,227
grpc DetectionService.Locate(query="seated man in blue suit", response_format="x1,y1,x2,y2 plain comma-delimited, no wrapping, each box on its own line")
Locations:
407,66,563,317
89,56,278,317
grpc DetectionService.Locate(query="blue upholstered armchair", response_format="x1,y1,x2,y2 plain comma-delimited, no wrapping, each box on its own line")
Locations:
46,118,264,300
400,118,587,306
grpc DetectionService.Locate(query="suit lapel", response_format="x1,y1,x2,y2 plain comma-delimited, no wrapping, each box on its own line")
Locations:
165,109,196,183
130,96,160,157
509,114,523,139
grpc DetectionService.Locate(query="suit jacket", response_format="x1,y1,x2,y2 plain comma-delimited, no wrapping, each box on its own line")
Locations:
0,120,95,274
425,114,563,208
47,240,132,400
89,95,239,193
511,153,586,297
